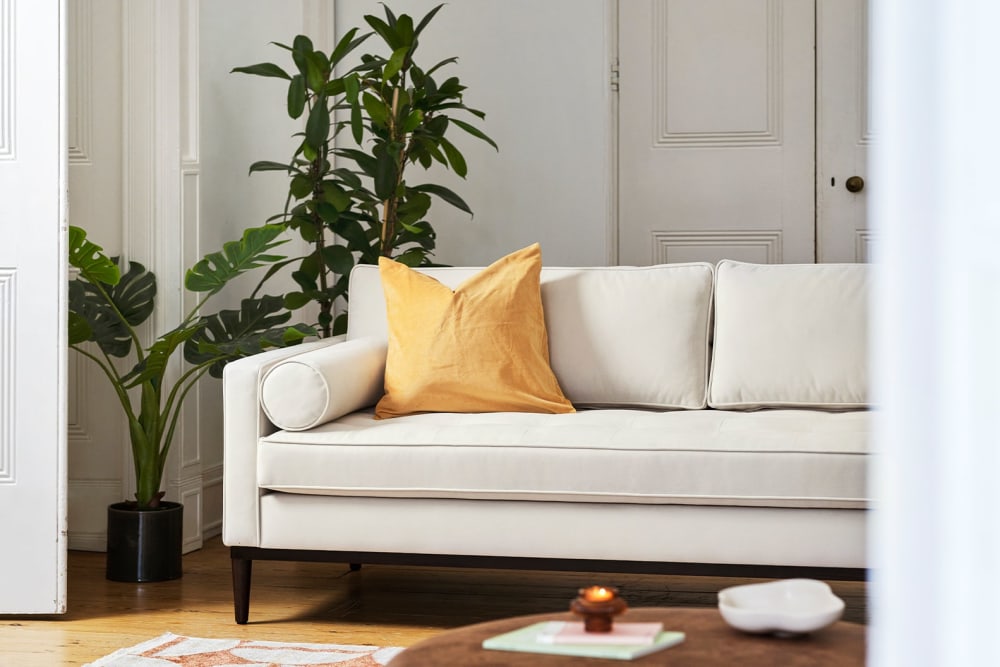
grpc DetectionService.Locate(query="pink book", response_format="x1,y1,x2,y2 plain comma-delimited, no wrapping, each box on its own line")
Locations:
537,622,664,645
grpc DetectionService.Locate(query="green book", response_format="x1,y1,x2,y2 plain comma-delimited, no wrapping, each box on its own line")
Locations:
483,621,685,661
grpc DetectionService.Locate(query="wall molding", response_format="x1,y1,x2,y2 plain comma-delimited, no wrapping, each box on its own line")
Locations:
0,0,14,159
121,2,156,272
66,353,91,443
651,229,783,264
606,0,619,265
0,269,14,482
858,0,874,146
67,478,123,551
653,0,782,148
69,531,106,552
303,0,335,51
180,0,199,164
855,229,876,263
67,0,93,164
175,476,203,553
201,462,222,539
178,0,201,475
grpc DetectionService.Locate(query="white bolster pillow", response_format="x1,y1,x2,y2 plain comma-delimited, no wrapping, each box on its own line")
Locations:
260,337,387,431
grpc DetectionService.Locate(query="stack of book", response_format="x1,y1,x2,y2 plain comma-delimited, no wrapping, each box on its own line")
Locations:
482,621,685,661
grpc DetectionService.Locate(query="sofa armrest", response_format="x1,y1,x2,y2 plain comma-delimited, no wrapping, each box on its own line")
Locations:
222,336,347,547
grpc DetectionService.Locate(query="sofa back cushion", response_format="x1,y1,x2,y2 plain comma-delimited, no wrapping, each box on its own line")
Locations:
349,261,715,409
708,260,870,409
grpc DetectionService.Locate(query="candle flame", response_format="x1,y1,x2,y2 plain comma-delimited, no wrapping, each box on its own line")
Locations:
583,586,615,602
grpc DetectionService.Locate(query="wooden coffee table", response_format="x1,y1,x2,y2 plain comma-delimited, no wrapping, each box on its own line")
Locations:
389,607,865,666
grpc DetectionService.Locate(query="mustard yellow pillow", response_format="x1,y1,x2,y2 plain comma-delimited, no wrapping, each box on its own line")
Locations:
374,244,575,419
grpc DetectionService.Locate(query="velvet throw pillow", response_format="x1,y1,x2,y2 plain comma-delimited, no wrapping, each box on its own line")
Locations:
374,243,575,419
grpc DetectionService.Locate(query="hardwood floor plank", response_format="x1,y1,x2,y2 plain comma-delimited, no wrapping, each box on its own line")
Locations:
0,537,867,665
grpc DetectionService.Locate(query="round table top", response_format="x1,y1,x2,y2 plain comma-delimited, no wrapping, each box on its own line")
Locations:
389,607,865,666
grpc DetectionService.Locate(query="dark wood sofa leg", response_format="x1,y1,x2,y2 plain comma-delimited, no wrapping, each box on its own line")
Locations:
349,563,362,572
232,553,252,624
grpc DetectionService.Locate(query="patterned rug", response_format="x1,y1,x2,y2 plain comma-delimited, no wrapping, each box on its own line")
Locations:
85,632,404,666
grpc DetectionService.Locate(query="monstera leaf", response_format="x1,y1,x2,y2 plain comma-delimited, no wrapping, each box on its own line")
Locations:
68,226,120,286
184,295,313,378
67,259,155,357
185,225,288,295
67,280,133,357
109,260,156,327
68,312,93,345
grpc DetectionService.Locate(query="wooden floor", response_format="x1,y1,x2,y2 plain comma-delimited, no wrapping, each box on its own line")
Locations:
0,537,867,665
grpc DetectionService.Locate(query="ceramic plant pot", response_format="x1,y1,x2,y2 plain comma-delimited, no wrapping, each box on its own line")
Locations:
106,501,183,582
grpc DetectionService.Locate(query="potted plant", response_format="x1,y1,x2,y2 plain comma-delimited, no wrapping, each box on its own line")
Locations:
233,3,496,336
68,224,313,581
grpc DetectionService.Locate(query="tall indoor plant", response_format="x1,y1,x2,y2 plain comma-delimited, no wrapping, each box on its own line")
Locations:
234,4,496,336
68,224,312,581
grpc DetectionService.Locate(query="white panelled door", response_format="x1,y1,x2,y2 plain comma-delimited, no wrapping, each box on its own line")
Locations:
618,0,816,265
0,0,68,613
816,0,871,262
618,0,870,266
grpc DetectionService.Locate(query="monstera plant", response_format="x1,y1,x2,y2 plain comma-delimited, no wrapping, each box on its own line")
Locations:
233,3,496,336
68,224,312,581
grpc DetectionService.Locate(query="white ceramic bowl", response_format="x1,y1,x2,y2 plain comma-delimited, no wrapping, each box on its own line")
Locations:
717,579,845,636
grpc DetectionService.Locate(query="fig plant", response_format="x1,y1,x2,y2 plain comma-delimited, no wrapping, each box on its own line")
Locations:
234,4,496,336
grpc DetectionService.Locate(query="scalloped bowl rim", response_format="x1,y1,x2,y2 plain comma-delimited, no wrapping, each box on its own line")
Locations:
717,578,845,635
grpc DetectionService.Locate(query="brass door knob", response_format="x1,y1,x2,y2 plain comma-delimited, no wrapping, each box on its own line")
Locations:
845,176,865,193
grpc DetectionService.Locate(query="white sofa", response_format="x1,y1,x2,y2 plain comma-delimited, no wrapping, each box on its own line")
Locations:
223,260,870,624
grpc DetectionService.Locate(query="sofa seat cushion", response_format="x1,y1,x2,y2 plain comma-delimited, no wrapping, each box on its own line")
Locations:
258,409,869,510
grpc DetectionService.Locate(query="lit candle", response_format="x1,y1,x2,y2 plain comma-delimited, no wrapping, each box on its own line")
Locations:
583,586,616,603
572,586,627,633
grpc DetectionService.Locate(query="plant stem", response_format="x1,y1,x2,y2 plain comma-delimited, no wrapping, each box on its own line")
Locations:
158,365,210,470
379,86,403,256
313,150,333,338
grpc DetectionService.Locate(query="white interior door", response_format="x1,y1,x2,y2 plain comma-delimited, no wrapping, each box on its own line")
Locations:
0,0,68,613
817,0,871,262
617,0,816,266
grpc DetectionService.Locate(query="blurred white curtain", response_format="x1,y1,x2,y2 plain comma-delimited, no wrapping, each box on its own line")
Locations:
870,1,1000,665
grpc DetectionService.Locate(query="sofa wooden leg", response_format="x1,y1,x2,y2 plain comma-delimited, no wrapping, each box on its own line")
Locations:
232,555,252,624
349,563,362,572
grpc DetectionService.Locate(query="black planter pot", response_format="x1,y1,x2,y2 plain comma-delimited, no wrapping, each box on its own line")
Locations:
106,501,183,582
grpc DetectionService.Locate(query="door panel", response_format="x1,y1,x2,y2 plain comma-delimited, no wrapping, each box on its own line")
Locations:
817,0,872,262
0,0,68,613
617,0,816,265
